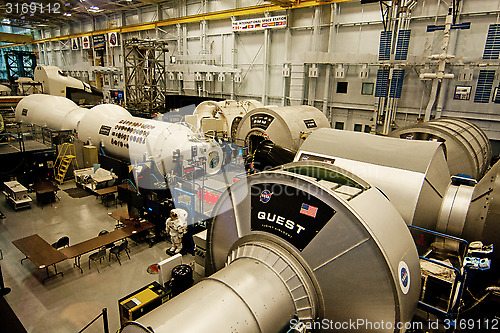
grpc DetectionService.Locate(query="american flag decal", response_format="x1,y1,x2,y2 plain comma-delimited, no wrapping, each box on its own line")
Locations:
300,203,318,218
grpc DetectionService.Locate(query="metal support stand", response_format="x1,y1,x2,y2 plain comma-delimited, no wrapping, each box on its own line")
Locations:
0,262,11,296
41,265,63,285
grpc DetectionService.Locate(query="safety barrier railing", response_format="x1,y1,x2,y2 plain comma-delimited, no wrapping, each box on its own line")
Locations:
77,308,110,333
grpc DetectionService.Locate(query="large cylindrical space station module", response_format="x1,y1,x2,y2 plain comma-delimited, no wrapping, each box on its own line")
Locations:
295,128,499,255
15,94,223,176
389,117,492,180
187,99,264,138
235,105,331,153
121,161,421,333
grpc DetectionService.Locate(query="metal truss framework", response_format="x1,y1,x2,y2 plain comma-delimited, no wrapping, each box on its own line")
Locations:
4,50,37,81
124,39,169,115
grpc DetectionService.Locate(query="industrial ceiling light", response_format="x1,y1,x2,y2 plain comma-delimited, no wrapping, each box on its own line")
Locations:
63,13,72,17
88,6,103,12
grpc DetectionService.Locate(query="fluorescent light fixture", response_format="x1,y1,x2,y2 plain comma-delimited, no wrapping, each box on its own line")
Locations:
88,6,103,12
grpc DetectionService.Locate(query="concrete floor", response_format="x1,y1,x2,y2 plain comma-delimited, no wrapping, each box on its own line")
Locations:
0,181,191,333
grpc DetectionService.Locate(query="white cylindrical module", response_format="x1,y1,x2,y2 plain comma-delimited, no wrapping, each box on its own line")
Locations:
296,128,451,231
15,94,87,131
124,162,421,333
390,117,492,180
235,105,331,153
121,257,296,333
190,99,264,137
15,95,223,176
77,104,222,175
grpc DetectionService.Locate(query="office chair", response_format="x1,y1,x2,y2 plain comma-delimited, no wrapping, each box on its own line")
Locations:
98,230,114,250
51,236,69,250
88,248,107,273
109,240,130,265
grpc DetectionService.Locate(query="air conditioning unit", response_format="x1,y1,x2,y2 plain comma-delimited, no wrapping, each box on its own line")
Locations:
359,65,369,79
335,65,345,79
308,64,318,78
282,64,290,77
458,68,474,82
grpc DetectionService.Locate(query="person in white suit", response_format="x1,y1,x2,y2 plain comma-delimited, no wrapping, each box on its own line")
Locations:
166,208,188,254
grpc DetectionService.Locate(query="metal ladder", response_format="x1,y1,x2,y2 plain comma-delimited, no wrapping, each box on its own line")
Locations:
55,143,78,184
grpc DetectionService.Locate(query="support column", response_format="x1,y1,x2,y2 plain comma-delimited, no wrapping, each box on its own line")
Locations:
231,23,237,100
262,12,270,105
323,4,336,118
282,9,292,106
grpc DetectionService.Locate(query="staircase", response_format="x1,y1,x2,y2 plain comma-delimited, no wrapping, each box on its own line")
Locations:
54,143,78,184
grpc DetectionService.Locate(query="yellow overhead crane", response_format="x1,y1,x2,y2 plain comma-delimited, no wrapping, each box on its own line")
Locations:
0,0,355,49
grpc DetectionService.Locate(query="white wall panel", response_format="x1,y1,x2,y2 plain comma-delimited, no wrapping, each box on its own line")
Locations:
337,2,380,24
37,0,500,139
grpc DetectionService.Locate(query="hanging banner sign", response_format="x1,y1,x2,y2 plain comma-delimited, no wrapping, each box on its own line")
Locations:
108,32,120,47
71,38,79,50
93,34,106,49
81,35,91,49
232,15,287,32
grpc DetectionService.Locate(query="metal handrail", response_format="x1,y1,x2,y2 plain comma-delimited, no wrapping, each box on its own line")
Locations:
408,225,469,318
408,224,470,262
77,308,109,333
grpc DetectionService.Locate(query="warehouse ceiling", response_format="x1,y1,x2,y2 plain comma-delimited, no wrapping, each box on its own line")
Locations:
0,0,164,29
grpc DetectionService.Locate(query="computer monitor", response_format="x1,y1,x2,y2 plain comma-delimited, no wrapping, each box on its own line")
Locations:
144,199,161,217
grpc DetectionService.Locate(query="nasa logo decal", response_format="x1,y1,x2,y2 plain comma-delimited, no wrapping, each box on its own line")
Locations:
260,190,273,203
398,261,410,295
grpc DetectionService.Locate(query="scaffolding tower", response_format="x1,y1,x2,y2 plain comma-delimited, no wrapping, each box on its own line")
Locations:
124,39,168,116
4,50,37,81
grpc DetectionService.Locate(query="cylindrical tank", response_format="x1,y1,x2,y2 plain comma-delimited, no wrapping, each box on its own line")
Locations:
296,128,451,231
125,162,420,332
15,95,223,176
235,105,330,153
190,99,264,137
389,118,492,180
78,107,222,176
121,258,296,333
296,128,500,252
15,94,86,131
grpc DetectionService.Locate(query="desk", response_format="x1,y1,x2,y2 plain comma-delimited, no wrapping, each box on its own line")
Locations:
12,235,67,284
32,182,59,205
95,186,118,207
108,207,134,228
108,207,130,221
61,220,154,273
95,186,118,196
